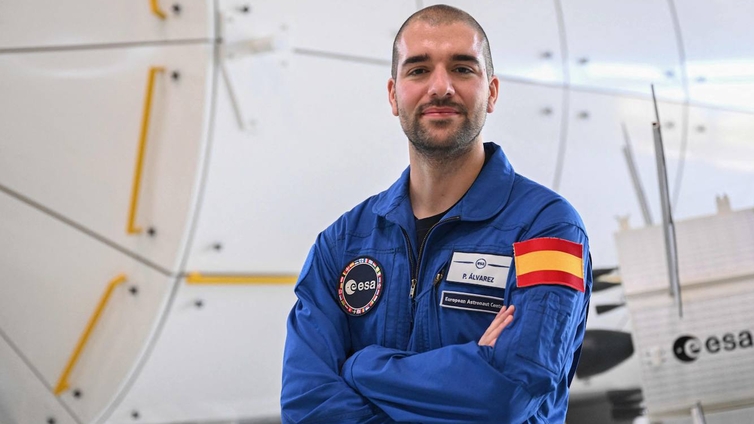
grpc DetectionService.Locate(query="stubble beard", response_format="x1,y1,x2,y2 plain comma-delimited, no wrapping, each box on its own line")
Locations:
399,99,487,166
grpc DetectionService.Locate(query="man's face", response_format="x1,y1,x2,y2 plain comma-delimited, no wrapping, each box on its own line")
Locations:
389,21,499,160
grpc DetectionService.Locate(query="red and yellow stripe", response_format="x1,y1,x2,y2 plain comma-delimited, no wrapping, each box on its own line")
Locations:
513,237,585,292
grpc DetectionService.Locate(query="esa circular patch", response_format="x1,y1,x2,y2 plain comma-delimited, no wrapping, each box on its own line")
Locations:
338,257,383,316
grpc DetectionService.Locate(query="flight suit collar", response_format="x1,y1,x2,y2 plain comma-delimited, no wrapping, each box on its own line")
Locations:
373,142,516,227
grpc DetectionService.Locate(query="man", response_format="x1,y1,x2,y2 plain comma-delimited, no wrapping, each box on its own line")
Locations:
281,4,591,423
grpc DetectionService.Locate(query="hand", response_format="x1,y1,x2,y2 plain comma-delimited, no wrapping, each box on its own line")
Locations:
478,305,515,347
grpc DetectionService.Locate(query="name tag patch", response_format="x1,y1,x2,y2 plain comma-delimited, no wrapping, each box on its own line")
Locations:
446,252,510,289
440,290,504,314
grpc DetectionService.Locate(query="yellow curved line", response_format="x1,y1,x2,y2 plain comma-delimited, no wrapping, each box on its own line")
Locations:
186,272,298,285
128,66,164,235
54,274,127,395
150,0,167,19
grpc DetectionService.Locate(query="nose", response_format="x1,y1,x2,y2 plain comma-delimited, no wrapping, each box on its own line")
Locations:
428,68,454,98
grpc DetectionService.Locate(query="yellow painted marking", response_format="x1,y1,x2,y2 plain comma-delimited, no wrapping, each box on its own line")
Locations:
186,272,298,285
128,66,164,235
150,0,167,19
55,274,127,395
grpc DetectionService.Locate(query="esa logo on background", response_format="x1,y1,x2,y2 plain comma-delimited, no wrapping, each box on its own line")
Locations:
673,330,753,362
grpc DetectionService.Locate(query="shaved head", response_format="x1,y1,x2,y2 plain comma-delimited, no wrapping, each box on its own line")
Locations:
391,4,494,80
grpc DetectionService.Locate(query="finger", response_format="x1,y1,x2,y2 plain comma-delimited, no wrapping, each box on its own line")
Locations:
478,305,515,346
480,306,508,340
479,306,515,347
487,313,513,342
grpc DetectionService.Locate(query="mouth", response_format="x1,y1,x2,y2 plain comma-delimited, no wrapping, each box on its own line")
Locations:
421,107,461,118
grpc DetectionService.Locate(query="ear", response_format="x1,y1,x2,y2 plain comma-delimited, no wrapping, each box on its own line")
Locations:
388,78,399,116
486,75,500,113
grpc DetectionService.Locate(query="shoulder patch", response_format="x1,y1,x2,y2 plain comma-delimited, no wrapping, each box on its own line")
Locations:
513,237,584,292
338,257,383,316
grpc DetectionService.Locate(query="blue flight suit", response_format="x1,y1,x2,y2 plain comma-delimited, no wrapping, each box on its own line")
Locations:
282,142,592,423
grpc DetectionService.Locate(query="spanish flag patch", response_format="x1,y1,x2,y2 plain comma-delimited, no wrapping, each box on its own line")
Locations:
513,237,585,292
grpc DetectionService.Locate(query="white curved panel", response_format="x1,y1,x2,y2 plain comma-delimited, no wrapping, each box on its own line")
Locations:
483,80,564,188
557,91,685,268
0,335,77,424
561,0,684,100
0,43,213,273
187,54,407,273
292,0,417,61
674,0,754,112
673,107,754,220
427,0,565,84
0,0,213,50
0,190,175,424
105,281,296,423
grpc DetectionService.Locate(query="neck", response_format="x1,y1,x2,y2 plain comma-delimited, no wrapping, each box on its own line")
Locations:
408,141,486,219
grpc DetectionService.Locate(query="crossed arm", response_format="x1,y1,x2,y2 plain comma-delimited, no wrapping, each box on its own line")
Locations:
282,227,589,423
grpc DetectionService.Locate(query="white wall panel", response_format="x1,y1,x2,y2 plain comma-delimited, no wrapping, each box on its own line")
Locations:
105,281,296,423
673,107,754,220
561,0,684,100
0,335,77,424
428,0,565,84
557,91,685,268
674,0,754,112
0,190,175,424
292,0,417,61
483,80,564,188
187,54,407,274
0,0,213,50
0,43,213,273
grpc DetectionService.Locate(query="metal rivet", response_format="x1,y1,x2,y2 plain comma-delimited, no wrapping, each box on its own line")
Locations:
73,389,82,399
172,4,181,14
696,125,706,133
212,243,223,251
147,227,157,237
578,111,590,119
47,418,56,424
132,410,140,420
578,57,589,65
171,71,180,81
194,300,204,308
239,5,250,13
541,107,553,116
129,286,139,296
540,51,553,60
665,121,675,129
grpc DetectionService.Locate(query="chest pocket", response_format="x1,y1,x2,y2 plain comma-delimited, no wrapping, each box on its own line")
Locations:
435,250,512,346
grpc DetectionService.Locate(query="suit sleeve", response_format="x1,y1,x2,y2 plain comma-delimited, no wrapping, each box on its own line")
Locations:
281,233,392,424
341,223,592,423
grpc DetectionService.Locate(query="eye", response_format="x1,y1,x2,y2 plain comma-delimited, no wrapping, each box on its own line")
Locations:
454,66,474,74
407,68,428,76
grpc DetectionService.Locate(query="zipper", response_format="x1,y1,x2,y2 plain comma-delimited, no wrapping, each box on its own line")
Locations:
403,215,461,300
433,267,445,286
400,215,460,349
